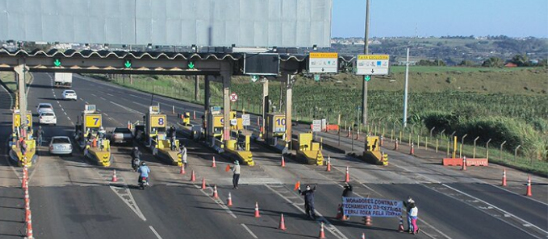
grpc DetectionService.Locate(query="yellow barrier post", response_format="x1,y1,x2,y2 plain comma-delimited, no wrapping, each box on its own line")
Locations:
417,135,420,149
390,129,394,141
452,136,457,159
435,138,439,153
425,137,428,150
320,137,323,151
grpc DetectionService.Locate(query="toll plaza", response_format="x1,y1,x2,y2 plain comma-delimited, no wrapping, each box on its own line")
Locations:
75,104,111,166
9,110,36,167
135,105,182,166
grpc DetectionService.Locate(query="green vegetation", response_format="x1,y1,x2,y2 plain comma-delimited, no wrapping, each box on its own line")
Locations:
0,72,33,92
88,66,548,175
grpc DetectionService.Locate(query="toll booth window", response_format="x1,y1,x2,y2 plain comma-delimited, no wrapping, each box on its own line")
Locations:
154,128,166,134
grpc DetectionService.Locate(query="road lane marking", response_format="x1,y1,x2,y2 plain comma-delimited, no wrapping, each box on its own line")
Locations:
149,226,163,239
194,184,237,219
110,185,147,221
91,93,97,97
100,97,106,100
107,93,114,97
110,101,143,114
442,184,547,238
241,224,258,239
265,184,348,239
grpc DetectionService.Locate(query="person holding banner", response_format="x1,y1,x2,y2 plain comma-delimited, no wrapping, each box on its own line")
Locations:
403,197,415,233
298,185,317,219
409,202,420,234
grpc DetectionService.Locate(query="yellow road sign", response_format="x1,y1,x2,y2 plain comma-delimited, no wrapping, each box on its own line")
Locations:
13,113,32,128
150,115,167,128
358,55,389,60
85,114,102,128
309,52,338,58
213,115,224,128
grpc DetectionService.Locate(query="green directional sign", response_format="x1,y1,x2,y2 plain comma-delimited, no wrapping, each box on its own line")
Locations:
53,59,61,67
124,60,132,68
188,61,195,69
314,74,320,82
364,75,371,82
251,75,258,82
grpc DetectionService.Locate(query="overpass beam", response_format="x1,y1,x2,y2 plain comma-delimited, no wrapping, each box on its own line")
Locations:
14,64,28,136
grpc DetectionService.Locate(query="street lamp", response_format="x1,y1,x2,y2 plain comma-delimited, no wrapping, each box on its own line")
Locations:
191,44,197,53
312,44,318,51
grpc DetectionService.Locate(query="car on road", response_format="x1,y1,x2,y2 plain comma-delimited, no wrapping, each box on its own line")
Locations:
111,127,133,145
62,90,78,100
36,103,54,115
39,112,57,125
49,136,73,155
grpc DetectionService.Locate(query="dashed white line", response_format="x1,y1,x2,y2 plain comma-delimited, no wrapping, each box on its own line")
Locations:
240,224,258,239
100,97,106,100
67,117,71,121
91,93,97,97
107,93,114,97
149,226,163,239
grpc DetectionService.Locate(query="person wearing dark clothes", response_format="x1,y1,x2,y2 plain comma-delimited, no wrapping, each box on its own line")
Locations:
298,185,317,219
37,126,44,146
341,183,353,219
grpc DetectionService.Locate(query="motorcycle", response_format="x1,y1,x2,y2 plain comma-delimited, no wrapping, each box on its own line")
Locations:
139,176,149,190
132,158,141,172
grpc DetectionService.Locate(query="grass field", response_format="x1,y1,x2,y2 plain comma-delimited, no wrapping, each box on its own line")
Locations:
88,66,548,175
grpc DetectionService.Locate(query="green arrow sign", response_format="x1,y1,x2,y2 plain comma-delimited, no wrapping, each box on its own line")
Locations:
124,60,132,68
314,74,320,82
251,75,258,82
188,61,195,69
364,75,371,82
53,59,61,67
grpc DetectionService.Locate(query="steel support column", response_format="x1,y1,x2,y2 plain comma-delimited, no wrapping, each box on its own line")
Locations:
222,74,231,141
262,79,269,135
284,74,293,144
14,64,27,133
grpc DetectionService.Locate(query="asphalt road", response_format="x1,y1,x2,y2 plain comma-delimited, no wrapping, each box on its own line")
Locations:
0,72,546,239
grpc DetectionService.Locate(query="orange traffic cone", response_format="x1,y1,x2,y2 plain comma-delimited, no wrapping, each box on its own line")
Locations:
361,232,366,239
193,111,196,120
213,185,219,199
111,170,118,182
227,192,233,207
462,156,467,171
212,156,216,168
336,204,343,219
394,139,399,150
326,156,331,172
190,170,196,182
398,216,404,232
26,219,33,238
410,143,414,155
254,202,261,218
279,213,286,230
364,216,372,226
502,169,507,187
22,176,27,189
318,222,326,238
345,166,350,183
526,176,532,196
281,156,286,167
25,209,31,223
201,178,207,190
180,164,185,174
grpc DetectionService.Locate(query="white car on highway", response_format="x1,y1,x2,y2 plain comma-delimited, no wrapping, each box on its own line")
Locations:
36,103,54,115
49,136,72,155
62,90,77,100
39,112,57,125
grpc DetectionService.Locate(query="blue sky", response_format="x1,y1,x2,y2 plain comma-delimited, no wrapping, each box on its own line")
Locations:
332,0,548,38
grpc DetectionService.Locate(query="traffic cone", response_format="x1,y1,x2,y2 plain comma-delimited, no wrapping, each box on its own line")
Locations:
318,222,326,238
26,219,33,238
201,178,207,190
380,136,384,146
213,185,219,198
111,170,118,182
279,213,286,230
22,175,27,189
193,111,196,120
227,192,233,207
335,204,343,219
212,156,216,168
398,216,404,232
190,170,196,182
254,202,261,218
345,166,350,183
526,176,532,196
462,156,467,171
180,164,185,174
502,169,507,187
281,156,286,167
394,139,399,150
361,232,365,239
364,216,372,226
25,208,31,223
410,143,414,155
326,156,331,172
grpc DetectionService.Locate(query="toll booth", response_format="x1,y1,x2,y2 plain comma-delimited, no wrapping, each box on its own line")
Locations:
361,136,388,166
225,129,254,166
9,110,36,167
295,133,324,165
145,105,167,146
206,109,237,141
264,113,288,153
75,105,111,166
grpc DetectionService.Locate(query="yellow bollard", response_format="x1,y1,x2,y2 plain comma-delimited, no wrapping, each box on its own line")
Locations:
390,129,394,141
425,137,428,150
320,137,323,151
436,138,439,153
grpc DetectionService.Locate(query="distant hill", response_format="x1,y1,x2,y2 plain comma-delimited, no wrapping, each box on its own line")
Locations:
331,36,548,66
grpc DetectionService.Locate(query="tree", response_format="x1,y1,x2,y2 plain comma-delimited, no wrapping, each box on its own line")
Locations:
511,54,529,66
482,57,503,67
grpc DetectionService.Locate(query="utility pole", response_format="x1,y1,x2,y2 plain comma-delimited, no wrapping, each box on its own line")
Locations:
403,48,410,127
362,0,370,128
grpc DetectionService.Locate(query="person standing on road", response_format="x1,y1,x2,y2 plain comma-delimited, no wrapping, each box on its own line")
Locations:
179,145,187,168
341,183,353,219
409,202,420,234
403,196,415,233
299,185,317,219
232,160,240,189
37,126,44,146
